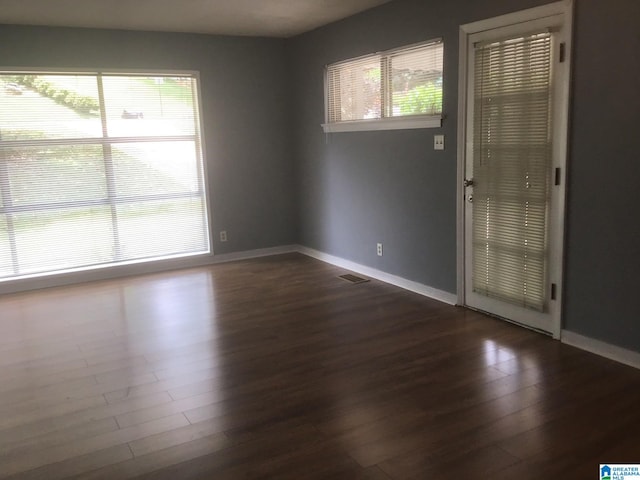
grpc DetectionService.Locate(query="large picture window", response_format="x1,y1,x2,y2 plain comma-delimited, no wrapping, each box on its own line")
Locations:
0,71,209,281
323,40,444,132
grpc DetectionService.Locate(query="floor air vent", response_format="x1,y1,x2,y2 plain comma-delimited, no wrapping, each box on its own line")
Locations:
338,274,370,284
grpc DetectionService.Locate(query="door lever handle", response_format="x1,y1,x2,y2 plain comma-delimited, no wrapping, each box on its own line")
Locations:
463,178,474,187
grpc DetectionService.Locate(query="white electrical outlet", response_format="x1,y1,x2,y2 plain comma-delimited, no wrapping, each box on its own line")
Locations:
220,230,227,242
434,134,445,150
377,243,383,257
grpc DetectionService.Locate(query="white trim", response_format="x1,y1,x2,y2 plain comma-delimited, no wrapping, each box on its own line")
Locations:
0,244,457,305
297,246,457,305
193,72,212,256
562,330,640,371
384,38,443,56
326,39,443,69
0,67,202,77
212,245,298,264
460,2,569,35
0,245,298,295
322,115,441,133
456,25,469,308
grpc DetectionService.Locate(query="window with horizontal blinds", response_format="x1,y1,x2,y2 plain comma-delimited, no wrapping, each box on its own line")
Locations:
327,55,381,122
386,43,444,118
0,72,209,281
472,32,553,311
325,40,443,130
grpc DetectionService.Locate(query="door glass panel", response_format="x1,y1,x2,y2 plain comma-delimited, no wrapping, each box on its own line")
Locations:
472,33,552,312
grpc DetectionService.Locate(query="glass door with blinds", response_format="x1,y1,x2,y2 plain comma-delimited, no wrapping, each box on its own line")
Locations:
461,6,572,337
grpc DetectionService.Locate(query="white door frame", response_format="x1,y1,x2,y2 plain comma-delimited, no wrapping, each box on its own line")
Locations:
456,0,573,339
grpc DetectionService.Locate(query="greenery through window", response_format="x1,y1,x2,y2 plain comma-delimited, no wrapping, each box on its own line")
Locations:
0,72,209,280
325,40,443,131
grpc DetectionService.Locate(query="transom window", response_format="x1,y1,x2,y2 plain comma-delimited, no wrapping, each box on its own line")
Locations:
0,71,209,281
323,40,444,132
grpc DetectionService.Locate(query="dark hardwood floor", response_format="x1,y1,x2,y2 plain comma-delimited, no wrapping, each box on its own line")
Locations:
0,253,638,479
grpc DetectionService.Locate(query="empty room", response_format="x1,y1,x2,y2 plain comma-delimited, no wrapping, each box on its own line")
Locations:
0,0,639,478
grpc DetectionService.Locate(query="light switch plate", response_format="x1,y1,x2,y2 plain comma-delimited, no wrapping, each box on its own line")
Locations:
434,134,445,150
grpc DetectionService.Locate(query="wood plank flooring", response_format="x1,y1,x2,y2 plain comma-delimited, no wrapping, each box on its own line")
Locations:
0,253,638,479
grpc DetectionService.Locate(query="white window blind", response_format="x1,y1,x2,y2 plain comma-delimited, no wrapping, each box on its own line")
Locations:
472,32,553,311
0,72,209,281
327,55,381,122
386,43,444,118
325,40,443,131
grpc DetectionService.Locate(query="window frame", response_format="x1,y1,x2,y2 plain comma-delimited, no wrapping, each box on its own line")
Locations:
0,67,212,284
322,39,444,133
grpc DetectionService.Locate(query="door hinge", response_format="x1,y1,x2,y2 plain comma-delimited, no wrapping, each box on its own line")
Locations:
559,42,566,63
551,283,557,300
554,167,561,186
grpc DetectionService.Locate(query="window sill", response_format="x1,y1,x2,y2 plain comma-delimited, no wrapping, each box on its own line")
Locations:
322,115,442,133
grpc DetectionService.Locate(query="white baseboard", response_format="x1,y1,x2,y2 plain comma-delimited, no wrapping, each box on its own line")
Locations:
210,245,298,264
562,330,640,370
297,246,457,305
2,242,457,307
10,242,639,372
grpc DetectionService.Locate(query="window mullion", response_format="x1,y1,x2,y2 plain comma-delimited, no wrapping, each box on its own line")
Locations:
0,131,20,274
190,79,209,245
0,135,196,150
96,74,122,261
381,56,391,119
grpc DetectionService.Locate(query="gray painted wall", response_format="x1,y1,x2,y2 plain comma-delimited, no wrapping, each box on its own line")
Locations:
563,0,640,351
288,0,552,293
289,0,640,351
0,24,297,254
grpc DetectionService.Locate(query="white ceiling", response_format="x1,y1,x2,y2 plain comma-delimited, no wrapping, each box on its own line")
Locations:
0,0,394,38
